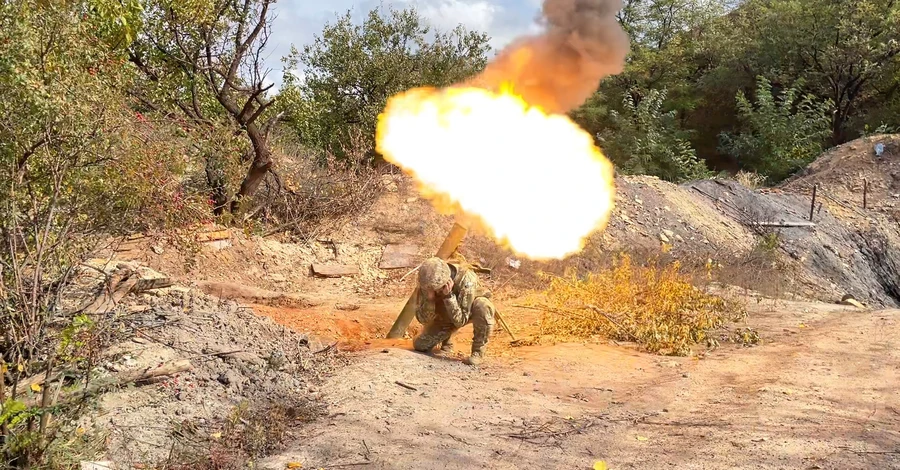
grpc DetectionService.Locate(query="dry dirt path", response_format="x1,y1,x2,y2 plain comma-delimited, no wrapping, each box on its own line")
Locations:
258,301,900,470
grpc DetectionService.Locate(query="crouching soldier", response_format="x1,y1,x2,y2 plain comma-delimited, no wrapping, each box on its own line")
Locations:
413,257,496,365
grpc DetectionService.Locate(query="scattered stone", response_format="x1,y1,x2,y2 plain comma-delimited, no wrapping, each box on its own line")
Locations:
659,233,671,243
133,266,173,292
311,263,360,278
151,245,164,255
663,229,675,238
379,244,420,269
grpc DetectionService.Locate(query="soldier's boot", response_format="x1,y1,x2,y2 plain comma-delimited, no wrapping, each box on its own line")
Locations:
466,297,496,366
464,349,485,366
436,339,455,356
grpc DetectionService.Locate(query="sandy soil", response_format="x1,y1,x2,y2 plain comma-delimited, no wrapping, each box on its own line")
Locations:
255,299,900,470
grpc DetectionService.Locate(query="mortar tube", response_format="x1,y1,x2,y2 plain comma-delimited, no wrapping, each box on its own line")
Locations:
385,221,468,339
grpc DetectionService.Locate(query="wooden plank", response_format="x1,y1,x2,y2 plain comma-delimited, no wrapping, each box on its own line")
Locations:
379,244,420,269
196,229,231,242
311,264,360,278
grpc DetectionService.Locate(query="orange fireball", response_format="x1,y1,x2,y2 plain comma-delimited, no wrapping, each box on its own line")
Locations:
376,85,616,260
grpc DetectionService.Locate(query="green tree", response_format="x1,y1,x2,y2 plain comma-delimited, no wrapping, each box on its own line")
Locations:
711,0,900,144
598,88,711,182
719,76,833,182
281,6,490,162
574,0,731,170
129,0,281,214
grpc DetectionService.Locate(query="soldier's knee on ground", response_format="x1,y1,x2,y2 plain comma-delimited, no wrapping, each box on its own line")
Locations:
413,334,440,352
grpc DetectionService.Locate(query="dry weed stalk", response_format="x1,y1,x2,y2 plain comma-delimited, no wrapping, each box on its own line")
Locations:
254,128,383,240
534,255,746,355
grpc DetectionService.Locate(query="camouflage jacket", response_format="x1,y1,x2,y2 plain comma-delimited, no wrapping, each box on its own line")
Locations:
415,261,490,328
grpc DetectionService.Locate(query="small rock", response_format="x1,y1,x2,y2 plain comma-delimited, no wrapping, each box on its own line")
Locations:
217,372,231,386
682,373,690,378
381,349,389,353
406,197,417,203
675,234,684,242
131,336,148,345
151,245,164,255
663,229,674,238
659,233,671,243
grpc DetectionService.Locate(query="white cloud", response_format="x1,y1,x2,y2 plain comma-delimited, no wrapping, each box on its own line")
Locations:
266,0,543,87
415,0,499,34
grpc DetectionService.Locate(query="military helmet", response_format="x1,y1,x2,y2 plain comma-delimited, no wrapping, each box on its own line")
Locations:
417,257,451,292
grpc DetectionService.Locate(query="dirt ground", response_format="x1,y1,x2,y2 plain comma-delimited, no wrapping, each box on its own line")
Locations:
256,298,900,470
72,134,900,469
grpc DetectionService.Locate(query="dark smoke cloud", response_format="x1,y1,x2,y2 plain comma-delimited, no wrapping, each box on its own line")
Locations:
466,0,630,114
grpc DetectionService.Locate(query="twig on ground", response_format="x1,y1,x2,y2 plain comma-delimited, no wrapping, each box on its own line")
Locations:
399,264,421,282
395,381,417,391
315,342,338,354
585,304,638,341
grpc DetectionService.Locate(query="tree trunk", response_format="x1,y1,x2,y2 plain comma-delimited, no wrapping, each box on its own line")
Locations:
832,110,847,145
230,125,272,214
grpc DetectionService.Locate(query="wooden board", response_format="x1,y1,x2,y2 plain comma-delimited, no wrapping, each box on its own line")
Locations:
379,244,420,269
196,229,231,242
311,264,360,278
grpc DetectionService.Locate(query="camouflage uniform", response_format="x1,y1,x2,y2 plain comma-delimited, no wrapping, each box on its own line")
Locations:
413,257,496,365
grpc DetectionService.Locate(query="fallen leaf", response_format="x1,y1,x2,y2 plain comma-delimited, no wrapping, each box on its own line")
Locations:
593,461,609,470
285,463,303,469
0,364,6,373
210,432,222,440
636,435,649,441
30,383,41,393
798,324,807,328
17,363,24,372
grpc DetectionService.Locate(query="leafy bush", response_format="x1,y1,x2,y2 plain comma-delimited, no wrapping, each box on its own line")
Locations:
533,255,746,356
719,76,833,182
250,130,384,240
598,88,712,182
0,1,204,466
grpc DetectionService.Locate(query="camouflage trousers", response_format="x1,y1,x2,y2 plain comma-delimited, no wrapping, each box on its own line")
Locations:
413,297,496,355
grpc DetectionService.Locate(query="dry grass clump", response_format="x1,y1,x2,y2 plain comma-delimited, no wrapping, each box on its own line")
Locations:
535,255,746,356
733,170,767,189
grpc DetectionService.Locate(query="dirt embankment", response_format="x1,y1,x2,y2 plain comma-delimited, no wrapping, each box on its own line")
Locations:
62,134,900,468
106,134,900,317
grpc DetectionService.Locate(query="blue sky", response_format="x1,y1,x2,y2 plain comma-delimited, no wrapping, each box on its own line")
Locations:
264,0,544,89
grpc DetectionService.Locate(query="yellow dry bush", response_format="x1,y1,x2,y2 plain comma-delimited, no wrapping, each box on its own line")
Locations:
535,254,746,356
